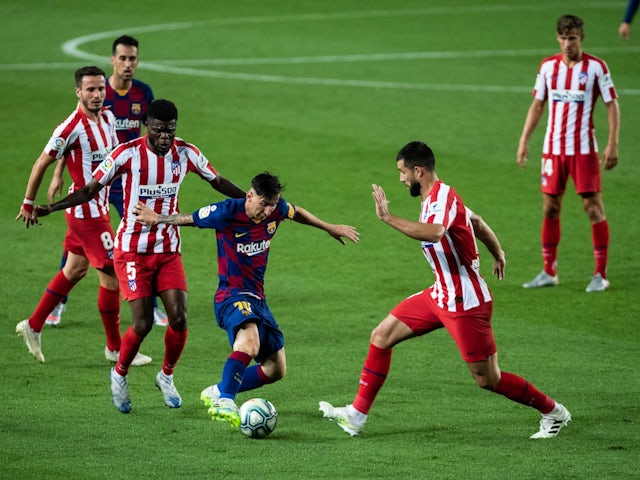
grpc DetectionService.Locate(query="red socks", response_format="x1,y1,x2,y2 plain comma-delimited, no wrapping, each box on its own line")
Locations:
353,344,393,414
162,327,188,375
115,327,144,376
98,286,121,352
592,220,609,277
541,217,560,276
29,271,75,332
494,371,555,414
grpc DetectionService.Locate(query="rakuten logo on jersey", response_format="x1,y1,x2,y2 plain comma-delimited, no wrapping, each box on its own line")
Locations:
550,89,585,103
139,183,180,199
115,118,140,130
237,239,271,256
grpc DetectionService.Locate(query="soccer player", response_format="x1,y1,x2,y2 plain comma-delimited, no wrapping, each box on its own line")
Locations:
34,99,245,414
319,141,571,439
15,66,151,367
517,15,620,292
133,172,359,426
619,0,639,39
46,35,168,327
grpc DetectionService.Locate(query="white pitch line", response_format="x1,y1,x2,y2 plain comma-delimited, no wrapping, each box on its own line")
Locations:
2,4,637,96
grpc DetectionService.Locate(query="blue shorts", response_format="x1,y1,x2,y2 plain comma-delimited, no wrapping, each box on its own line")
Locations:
214,294,284,364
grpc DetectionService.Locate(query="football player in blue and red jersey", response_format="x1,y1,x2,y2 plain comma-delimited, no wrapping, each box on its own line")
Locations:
133,172,359,426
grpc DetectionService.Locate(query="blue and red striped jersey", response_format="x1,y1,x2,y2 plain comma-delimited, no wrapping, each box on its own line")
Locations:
191,197,296,302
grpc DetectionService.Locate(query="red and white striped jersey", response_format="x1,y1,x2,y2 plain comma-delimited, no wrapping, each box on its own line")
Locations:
93,136,218,254
420,181,492,312
533,53,617,156
44,105,118,219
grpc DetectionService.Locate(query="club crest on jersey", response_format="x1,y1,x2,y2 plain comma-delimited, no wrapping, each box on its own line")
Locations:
171,161,181,175
128,279,137,292
131,103,142,115
578,72,588,85
267,221,277,235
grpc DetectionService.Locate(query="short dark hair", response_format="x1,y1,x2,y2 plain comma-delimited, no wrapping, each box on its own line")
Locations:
74,66,106,87
146,99,178,122
557,15,584,34
396,141,436,171
251,172,283,200
112,35,139,54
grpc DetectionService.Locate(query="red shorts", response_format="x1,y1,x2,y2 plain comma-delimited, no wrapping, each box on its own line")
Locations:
113,250,187,301
64,213,114,269
390,290,496,363
540,153,601,195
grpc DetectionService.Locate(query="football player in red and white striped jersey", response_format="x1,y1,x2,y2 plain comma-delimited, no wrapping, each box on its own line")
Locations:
517,14,620,292
36,99,244,413
320,141,571,439
15,66,151,367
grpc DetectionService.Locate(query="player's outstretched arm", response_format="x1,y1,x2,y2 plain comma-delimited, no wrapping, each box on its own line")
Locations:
133,202,195,227
292,206,359,245
34,179,105,219
371,184,444,242
470,212,505,280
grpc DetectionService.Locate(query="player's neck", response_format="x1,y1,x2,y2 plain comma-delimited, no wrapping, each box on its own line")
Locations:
420,173,439,199
562,51,582,68
109,75,132,92
79,104,101,123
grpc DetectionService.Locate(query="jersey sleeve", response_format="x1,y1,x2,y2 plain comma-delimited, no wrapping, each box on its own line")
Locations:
192,200,230,229
44,116,78,159
277,197,296,220
182,141,217,181
93,145,126,186
597,61,618,103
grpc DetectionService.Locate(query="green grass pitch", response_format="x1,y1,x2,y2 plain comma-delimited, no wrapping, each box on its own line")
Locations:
1,1,638,479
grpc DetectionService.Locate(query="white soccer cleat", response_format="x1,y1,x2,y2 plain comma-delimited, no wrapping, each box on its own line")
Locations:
104,346,152,366
319,401,364,436
585,273,610,292
45,302,66,327
153,307,169,327
110,367,131,414
155,371,182,408
523,271,558,289
530,402,571,439
200,384,221,408
16,319,45,363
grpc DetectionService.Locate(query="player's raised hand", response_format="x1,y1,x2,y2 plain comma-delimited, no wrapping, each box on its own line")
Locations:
371,184,391,221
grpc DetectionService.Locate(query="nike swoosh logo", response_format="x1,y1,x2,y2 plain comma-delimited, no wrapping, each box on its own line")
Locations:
234,232,248,238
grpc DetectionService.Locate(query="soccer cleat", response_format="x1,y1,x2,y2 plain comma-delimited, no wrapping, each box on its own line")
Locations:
585,273,610,292
155,371,182,408
319,401,364,436
200,384,221,408
45,302,66,326
208,398,240,427
153,307,169,327
530,403,571,439
16,319,45,363
110,367,131,414
523,271,558,289
104,347,152,367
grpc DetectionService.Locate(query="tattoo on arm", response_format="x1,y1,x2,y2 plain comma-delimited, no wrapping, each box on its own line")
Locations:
157,213,194,225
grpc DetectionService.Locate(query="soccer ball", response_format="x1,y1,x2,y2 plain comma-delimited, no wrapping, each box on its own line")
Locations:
239,398,278,439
